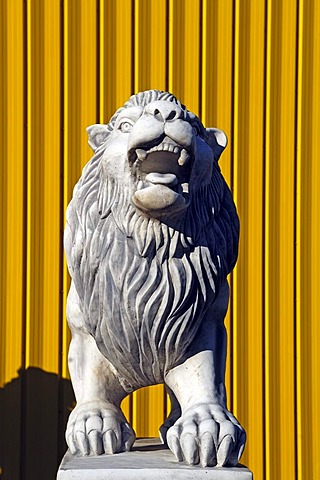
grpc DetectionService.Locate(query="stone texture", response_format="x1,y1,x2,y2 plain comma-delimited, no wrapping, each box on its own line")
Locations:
57,439,253,479
63,90,245,469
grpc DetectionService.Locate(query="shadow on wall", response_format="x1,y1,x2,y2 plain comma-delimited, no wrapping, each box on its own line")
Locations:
0,368,75,480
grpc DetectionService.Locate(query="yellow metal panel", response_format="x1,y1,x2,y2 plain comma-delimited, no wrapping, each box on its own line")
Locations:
79,0,98,171
2,3,320,476
26,0,43,367
132,385,166,438
169,0,201,114
25,0,60,372
42,0,61,373
296,1,320,479
0,0,24,385
201,0,234,403
0,0,7,386
265,1,297,479
134,0,167,92
100,0,133,123
233,1,265,476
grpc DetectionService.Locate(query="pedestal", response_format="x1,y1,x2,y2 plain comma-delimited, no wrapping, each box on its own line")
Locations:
57,438,253,479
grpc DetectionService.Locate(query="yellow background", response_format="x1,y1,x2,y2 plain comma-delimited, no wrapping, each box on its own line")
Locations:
1,1,320,479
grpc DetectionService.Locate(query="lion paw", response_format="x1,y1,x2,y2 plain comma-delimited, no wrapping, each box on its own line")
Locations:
166,403,246,467
66,400,135,455
159,407,181,444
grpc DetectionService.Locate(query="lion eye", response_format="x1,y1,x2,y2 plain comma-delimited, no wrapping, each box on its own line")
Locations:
119,121,133,133
193,124,201,136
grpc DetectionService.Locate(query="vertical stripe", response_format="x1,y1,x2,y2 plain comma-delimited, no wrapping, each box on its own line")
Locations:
24,0,60,372
168,0,201,114
296,0,304,477
296,1,320,479
310,5,320,479
134,0,167,92
0,0,8,386
25,0,32,369
100,0,132,122
233,1,265,476
265,1,297,479
0,0,25,384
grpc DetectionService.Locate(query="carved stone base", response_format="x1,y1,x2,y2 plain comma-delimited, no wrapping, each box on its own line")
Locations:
57,438,253,479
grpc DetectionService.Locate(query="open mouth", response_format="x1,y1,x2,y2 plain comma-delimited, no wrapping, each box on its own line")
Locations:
129,140,192,214
129,140,192,187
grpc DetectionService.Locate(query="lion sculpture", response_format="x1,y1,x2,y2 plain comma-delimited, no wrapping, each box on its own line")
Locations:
64,90,245,468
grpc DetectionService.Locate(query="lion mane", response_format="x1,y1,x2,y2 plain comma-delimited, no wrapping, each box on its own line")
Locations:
65,90,239,392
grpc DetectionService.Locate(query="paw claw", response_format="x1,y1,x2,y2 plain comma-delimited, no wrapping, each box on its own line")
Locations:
88,430,103,455
238,443,245,462
167,434,183,462
67,432,77,455
75,431,89,455
200,432,216,467
122,423,135,451
181,433,199,465
103,429,117,454
217,435,234,466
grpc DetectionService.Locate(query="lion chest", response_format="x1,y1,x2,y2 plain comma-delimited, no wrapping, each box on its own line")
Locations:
83,223,219,388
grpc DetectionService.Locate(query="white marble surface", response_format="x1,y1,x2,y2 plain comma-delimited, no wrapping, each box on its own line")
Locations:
57,439,253,479
63,90,244,467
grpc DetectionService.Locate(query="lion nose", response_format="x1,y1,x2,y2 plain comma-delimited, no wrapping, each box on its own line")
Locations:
145,101,182,122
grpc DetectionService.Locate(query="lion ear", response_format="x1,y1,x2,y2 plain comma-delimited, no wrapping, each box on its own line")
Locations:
87,124,110,151
206,128,228,160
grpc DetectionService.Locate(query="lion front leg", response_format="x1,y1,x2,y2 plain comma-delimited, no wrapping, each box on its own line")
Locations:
66,282,136,456
164,282,246,467
165,351,246,467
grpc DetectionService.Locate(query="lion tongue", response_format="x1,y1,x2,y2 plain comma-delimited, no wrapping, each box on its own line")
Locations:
145,172,178,186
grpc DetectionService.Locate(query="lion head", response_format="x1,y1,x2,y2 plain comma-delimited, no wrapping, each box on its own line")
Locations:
65,90,239,390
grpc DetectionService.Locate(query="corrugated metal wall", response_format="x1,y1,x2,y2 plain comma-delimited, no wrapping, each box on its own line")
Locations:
0,1,319,479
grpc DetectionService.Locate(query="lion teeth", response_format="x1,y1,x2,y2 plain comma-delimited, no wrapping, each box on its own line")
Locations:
178,148,190,166
182,182,189,193
147,144,181,154
136,149,147,161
